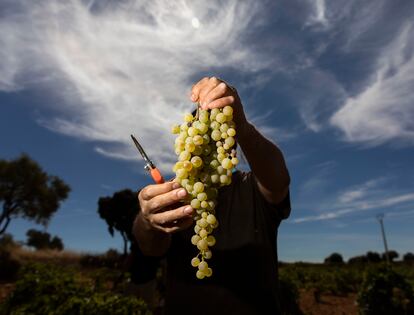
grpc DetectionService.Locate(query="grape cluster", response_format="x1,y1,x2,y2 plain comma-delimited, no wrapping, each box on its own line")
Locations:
171,105,238,279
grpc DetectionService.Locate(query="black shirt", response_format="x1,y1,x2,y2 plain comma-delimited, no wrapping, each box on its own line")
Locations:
132,171,291,315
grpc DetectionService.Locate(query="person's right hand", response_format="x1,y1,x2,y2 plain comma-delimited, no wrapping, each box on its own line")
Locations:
138,181,194,233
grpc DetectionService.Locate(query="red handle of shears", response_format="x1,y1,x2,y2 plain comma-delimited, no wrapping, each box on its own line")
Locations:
150,167,165,184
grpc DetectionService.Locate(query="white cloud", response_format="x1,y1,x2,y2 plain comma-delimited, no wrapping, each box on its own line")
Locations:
331,22,414,146
0,0,271,173
306,0,328,27
293,176,414,223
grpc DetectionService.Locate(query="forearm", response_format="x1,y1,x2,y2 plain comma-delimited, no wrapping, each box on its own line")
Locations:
133,212,171,257
237,121,290,204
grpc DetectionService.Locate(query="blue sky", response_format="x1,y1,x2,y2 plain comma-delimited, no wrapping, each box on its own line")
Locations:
1,0,413,262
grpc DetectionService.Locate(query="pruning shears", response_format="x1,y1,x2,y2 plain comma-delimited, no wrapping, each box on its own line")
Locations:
130,134,165,184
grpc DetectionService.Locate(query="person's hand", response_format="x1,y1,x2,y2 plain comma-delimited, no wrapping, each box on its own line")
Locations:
137,181,194,233
190,76,248,128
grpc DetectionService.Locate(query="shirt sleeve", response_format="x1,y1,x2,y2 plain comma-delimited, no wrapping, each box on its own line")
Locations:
249,172,292,221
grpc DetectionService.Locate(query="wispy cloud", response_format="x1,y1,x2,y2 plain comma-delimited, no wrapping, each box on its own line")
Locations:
306,0,328,28
331,22,414,146
298,160,337,195
294,177,414,223
0,0,274,172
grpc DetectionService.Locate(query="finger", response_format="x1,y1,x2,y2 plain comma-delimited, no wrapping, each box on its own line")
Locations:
206,95,235,109
146,187,188,213
202,82,229,109
198,77,221,107
163,217,194,234
151,204,194,227
139,181,181,201
191,77,209,102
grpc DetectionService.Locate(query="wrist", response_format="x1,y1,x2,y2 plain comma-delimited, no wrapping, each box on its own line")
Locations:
133,212,171,256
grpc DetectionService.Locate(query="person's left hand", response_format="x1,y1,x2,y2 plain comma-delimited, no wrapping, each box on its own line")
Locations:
190,77,247,128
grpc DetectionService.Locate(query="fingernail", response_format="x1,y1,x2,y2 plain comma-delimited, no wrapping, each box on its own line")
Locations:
177,189,187,198
191,93,196,101
172,182,181,189
183,206,193,214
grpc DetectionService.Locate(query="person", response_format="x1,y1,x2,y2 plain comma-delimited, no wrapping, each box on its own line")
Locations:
130,77,291,315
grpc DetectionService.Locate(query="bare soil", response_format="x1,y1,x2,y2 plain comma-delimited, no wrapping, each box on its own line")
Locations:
299,289,358,315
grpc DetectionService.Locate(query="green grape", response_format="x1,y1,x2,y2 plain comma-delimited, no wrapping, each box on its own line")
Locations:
172,105,238,279
225,136,235,147
182,161,193,171
204,250,212,260
216,113,226,123
207,235,216,246
191,257,200,267
196,270,205,279
191,235,201,245
223,105,233,116
193,182,204,193
197,239,208,251
191,199,201,209
199,229,208,238
172,124,181,134
205,268,213,277
191,156,203,168
185,142,195,152
193,135,203,145
179,151,191,161
227,128,236,137
211,130,221,141
176,168,188,179
198,261,208,271
184,113,194,122
220,123,229,133
197,192,208,201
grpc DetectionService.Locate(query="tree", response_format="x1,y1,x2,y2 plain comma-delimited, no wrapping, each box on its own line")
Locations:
0,154,70,235
383,250,399,262
403,252,414,263
348,255,368,264
366,251,382,263
50,236,64,251
26,229,64,251
98,189,138,256
324,252,344,264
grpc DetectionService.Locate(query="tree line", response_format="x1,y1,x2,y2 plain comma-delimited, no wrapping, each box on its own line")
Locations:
324,251,414,264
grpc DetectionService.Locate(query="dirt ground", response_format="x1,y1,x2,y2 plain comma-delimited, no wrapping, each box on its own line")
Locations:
299,289,358,315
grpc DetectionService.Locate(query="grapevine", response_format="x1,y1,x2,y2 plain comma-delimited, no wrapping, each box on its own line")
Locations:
171,105,238,279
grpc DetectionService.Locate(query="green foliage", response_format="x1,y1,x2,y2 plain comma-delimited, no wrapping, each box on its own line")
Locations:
0,263,151,315
0,233,19,250
26,229,64,251
0,154,70,235
357,265,414,315
79,249,123,269
279,263,362,296
98,189,138,255
403,252,414,263
365,251,382,263
0,248,21,281
324,252,344,264
384,250,399,262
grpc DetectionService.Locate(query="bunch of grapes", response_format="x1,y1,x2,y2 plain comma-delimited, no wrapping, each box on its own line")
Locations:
171,105,238,279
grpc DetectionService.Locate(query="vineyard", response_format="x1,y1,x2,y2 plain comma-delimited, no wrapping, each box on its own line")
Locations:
1,243,414,315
